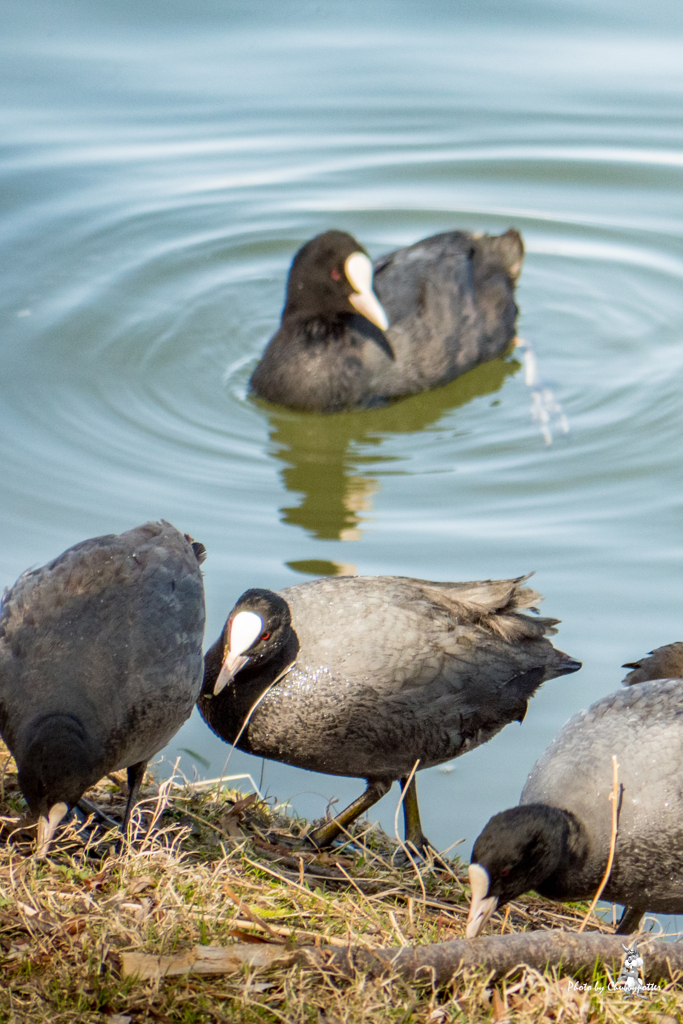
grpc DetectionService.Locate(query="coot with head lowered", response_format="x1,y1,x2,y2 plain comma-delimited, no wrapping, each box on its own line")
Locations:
0,521,206,855
199,573,579,852
467,655,683,937
249,228,523,412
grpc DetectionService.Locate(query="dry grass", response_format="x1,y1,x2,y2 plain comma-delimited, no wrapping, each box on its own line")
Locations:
0,740,681,1024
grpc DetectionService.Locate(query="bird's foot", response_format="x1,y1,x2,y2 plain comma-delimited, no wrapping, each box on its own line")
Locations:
306,819,342,849
76,798,121,832
392,834,434,866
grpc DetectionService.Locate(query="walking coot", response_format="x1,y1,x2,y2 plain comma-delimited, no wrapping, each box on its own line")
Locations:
199,573,579,852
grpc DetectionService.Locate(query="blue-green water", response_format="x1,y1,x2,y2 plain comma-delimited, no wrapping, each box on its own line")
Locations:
2,0,683,925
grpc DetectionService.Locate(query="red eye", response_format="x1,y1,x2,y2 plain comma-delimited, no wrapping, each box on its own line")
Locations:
260,632,271,641
330,268,341,281
501,868,510,877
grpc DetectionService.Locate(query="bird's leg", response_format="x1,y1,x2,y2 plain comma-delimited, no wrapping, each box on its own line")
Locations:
399,774,432,856
616,905,645,934
308,779,391,848
122,760,148,834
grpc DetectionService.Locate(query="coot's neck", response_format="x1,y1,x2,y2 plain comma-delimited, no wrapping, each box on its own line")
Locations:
281,308,350,344
200,633,299,749
534,806,592,900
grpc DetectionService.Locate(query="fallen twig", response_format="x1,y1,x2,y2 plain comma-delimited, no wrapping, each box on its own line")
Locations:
301,929,683,985
121,929,683,986
121,942,293,979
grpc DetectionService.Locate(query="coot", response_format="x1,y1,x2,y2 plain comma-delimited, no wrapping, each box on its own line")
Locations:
198,574,579,852
467,676,683,937
0,521,206,855
622,642,683,686
250,228,523,412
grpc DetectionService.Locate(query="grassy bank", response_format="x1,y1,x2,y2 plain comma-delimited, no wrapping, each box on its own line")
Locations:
0,743,680,1023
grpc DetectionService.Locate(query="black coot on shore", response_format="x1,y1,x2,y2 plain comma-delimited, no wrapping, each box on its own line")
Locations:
198,574,579,852
0,521,206,855
250,228,523,412
467,656,683,937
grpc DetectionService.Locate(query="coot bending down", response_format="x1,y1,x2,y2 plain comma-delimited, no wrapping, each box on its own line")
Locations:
467,673,683,937
0,521,206,855
249,228,523,412
198,574,579,852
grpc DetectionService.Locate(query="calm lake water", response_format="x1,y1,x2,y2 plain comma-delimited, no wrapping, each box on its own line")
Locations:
2,0,683,916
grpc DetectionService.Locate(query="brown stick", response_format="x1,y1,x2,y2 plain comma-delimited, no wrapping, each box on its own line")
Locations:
578,755,619,934
122,930,683,985
300,929,683,985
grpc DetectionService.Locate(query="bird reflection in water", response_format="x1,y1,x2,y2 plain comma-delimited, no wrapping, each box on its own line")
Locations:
260,349,521,555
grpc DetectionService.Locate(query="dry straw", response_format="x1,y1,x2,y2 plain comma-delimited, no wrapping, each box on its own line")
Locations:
578,755,620,935
0,741,681,1024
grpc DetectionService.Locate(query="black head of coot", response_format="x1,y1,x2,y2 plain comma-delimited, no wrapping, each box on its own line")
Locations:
467,804,576,937
471,805,568,900
204,588,295,697
282,230,388,332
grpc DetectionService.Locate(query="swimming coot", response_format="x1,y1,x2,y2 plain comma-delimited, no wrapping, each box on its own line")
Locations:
0,521,206,855
198,574,579,852
249,228,523,412
467,675,683,937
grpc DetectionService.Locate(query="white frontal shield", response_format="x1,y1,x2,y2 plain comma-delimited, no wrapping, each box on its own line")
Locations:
345,252,389,331
213,611,264,695
466,863,499,938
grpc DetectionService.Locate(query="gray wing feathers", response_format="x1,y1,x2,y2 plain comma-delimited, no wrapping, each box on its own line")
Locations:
373,230,522,382
281,574,570,695
521,680,683,900
523,680,683,806
251,572,575,777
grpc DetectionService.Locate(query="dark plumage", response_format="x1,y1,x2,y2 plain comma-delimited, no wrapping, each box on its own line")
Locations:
622,642,683,685
467,676,683,937
0,521,206,854
198,574,579,851
250,228,523,412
